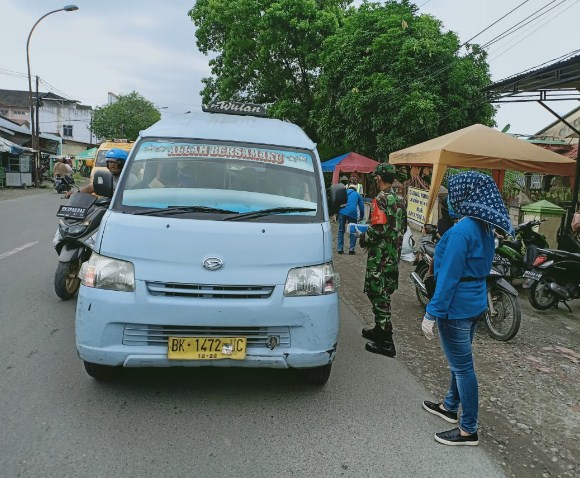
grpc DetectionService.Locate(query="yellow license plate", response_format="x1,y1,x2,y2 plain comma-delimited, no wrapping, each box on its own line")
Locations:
167,337,247,360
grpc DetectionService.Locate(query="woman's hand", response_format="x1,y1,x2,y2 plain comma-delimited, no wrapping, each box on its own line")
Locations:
421,315,436,340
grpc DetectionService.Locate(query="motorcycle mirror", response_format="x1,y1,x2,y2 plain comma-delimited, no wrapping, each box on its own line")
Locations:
93,170,114,198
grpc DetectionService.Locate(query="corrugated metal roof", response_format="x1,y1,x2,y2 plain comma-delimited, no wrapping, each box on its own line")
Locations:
140,111,316,150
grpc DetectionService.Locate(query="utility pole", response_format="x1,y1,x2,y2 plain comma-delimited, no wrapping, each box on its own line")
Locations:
35,76,41,183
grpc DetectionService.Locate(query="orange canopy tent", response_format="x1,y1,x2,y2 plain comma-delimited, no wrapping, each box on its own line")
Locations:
389,124,577,224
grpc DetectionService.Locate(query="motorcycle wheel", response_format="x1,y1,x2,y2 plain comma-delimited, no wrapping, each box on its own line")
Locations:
54,259,82,300
528,277,558,310
483,289,521,341
414,263,430,308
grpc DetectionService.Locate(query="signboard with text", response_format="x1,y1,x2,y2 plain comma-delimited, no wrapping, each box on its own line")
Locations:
407,187,432,226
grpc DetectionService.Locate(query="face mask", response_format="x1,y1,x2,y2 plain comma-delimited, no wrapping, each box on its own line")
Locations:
447,196,462,220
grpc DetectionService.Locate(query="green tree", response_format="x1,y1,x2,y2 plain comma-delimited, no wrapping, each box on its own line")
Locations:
188,0,349,138
314,1,495,160
90,91,161,141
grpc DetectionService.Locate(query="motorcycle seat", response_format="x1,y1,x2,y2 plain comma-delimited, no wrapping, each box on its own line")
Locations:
424,243,436,256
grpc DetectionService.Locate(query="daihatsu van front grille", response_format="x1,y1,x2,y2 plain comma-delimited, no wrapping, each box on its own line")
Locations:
122,324,291,347
146,282,274,299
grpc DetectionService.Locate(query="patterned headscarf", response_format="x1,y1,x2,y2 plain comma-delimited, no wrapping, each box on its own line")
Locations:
448,171,515,237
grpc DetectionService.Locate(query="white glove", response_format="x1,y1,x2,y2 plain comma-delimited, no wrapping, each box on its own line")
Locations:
421,316,436,341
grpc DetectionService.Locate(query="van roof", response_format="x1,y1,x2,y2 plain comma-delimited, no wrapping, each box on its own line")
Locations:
139,111,316,150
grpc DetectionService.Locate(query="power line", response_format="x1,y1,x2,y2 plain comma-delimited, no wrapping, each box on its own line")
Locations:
489,0,580,60
481,0,571,49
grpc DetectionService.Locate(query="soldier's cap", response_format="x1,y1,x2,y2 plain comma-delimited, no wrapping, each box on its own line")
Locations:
373,163,396,176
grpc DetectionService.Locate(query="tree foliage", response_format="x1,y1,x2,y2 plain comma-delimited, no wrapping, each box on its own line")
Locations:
189,0,348,138
315,1,495,160
189,0,495,160
90,91,161,141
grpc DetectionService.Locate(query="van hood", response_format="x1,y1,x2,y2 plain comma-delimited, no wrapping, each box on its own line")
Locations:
97,212,331,285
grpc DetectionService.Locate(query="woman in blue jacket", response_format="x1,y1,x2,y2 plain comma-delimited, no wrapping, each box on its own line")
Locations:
421,172,514,446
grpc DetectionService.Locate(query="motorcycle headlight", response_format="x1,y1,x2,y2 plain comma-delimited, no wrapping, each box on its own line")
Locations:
284,262,339,297
59,218,89,237
79,252,135,292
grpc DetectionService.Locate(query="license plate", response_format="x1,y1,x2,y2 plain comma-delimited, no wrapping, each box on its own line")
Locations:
523,270,541,281
56,205,89,219
167,337,247,360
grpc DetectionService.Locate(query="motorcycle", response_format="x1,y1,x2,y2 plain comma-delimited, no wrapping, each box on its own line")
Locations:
411,252,521,342
54,174,75,194
53,192,109,300
412,224,438,308
495,219,548,280
523,248,580,312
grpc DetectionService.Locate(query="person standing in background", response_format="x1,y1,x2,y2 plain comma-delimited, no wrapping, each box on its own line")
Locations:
359,163,406,357
421,171,514,446
337,183,365,255
350,172,364,196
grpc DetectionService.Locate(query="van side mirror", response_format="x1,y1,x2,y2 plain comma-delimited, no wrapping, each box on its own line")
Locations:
93,170,114,198
328,184,347,215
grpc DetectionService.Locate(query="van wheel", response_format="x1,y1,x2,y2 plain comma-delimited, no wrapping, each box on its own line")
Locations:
300,363,332,385
83,361,117,381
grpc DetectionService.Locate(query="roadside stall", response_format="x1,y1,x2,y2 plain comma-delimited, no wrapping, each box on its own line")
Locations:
74,147,97,176
321,151,379,197
0,137,34,188
389,124,577,228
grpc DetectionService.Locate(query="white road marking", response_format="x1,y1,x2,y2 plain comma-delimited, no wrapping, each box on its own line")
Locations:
0,241,39,260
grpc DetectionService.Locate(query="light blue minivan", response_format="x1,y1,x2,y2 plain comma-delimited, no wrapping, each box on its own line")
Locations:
75,103,344,384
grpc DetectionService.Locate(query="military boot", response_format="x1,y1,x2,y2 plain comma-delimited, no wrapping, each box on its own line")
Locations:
365,325,396,357
361,324,383,342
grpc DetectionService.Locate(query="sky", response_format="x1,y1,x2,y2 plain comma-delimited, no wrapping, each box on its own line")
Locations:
1,0,579,139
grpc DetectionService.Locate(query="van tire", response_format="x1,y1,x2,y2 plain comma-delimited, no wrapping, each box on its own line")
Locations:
300,363,332,385
83,361,117,381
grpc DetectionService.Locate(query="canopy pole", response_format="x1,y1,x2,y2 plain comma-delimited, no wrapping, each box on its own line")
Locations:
538,101,580,235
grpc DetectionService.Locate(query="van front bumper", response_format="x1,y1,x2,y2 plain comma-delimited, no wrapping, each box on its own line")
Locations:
75,282,339,370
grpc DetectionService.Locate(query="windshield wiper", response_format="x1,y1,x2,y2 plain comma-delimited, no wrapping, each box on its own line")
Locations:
132,205,237,216
223,207,316,221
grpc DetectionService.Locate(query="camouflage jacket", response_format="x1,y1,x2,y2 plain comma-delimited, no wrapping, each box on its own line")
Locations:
361,187,407,295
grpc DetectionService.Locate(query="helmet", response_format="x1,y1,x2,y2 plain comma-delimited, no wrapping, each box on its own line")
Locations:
373,163,396,176
105,148,128,163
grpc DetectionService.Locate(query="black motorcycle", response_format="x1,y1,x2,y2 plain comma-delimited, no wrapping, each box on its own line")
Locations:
411,253,521,342
495,219,548,281
412,224,438,308
523,248,580,312
53,192,109,300
54,174,75,194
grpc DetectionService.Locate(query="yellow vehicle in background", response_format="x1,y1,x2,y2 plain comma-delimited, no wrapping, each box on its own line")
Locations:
90,139,134,181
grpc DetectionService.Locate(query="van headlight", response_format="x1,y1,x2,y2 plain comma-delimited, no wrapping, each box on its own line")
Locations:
79,252,135,291
284,262,339,296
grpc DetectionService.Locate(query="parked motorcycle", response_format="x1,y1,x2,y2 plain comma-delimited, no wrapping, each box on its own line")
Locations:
411,252,521,342
412,223,438,308
53,192,109,300
53,174,75,194
495,219,548,280
523,248,580,312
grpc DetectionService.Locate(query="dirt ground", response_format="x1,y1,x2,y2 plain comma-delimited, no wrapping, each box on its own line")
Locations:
3,187,578,476
334,226,580,478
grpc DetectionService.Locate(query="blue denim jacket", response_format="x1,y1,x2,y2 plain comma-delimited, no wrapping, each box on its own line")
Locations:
426,217,494,320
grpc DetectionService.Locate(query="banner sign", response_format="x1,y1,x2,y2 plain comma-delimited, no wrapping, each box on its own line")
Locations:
202,101,267,117
407,187,431,226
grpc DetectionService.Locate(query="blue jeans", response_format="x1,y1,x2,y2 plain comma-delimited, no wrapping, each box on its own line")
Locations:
337,214,357,252
436,314,482,434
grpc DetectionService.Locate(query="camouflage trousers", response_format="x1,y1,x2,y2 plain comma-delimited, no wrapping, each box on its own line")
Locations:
367,293,393,331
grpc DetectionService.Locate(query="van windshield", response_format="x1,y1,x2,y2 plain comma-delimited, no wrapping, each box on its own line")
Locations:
116,140,321,220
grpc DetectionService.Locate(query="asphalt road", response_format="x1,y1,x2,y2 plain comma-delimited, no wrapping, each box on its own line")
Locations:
0,191,505,478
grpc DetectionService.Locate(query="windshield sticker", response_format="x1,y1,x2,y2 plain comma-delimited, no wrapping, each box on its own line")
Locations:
137,142,314,171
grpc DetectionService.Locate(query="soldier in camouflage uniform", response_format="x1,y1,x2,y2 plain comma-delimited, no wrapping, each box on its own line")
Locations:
359,163,406,357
